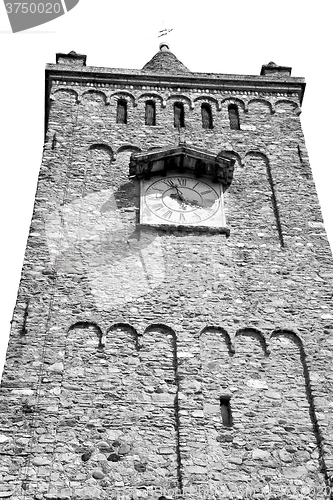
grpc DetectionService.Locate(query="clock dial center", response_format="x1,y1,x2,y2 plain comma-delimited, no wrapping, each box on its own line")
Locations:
163,186,203,212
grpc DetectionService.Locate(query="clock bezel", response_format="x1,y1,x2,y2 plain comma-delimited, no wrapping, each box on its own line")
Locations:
140,174,226,228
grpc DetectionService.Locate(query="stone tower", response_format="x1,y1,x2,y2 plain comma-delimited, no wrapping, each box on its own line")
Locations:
1,44,333,500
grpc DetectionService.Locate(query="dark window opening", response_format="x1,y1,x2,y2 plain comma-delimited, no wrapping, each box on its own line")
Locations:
228,104,240,130
220,396,233,427
145,100,156,126
116,99,127,124
201,103,213,129
174,102,185,128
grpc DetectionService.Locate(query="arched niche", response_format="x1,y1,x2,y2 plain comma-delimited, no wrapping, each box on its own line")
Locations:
52,88,79,105
274,99,298,113
59,321,107,435
200,326,234,358
220,97,247,113
193,95,219,111
140,324,178,381
105,323,140,352
138,92,164,107
247,98,273,115
110,90,136,107
263,329,325,491
81,89,107,105
244,149,268,162
67,321,103,351
270,328,304,348
116,144,141,155
88,143,114,157
167,93,193,109
217,150,242,168
235,327,269,356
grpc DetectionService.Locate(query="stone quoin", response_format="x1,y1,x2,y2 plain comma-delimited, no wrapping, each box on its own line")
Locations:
0,44,333,500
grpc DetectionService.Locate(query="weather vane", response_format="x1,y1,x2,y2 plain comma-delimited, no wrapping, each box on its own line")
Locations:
158,28,173,38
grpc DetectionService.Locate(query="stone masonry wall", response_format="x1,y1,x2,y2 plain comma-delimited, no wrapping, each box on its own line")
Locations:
0,68,333,500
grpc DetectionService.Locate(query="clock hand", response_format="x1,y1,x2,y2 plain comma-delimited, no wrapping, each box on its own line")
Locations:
170,193,188,209
180,197,201,208
170,182,186,203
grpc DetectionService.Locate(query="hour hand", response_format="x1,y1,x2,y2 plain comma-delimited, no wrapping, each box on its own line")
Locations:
170,192,186,205
171,185,186,202
181,197,201,208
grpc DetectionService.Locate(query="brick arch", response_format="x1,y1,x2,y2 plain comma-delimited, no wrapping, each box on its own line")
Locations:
267,328,328,490
116,144,141,154
110,90,136,107
274,99,299,112
244,150,284,247
198,325,239,484
68,320,103,335
235,327,269,355
81,89,107,104
88,143,114,158
247,98,273,114
199,325,234,354
193,95,220,111
244,149,269,164
144,322,176,335
52,88,79,104
166,93,193,109
220,96,246,112
106,323,140,350
218,149,242,168
137,323,181,491
270,328,304,347
141,323,178,364
66,321,104,349
137,92,164,107
62,320,107,366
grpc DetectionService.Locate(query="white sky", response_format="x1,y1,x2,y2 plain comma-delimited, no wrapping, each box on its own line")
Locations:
0,0,332,378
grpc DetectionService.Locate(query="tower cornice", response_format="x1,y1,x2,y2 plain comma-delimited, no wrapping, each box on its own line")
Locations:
45,64,306,102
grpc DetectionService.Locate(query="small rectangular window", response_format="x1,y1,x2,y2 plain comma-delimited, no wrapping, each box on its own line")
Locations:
116,100,127,124
174,102,185,128
228,104,240,130
201,103,213,129
145,101,156,126
220,396,233,427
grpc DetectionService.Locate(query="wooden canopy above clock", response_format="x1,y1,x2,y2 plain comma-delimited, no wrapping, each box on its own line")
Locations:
129,144,235,188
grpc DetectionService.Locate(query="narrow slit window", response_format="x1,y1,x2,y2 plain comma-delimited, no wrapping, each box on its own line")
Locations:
116,99,127,124
220,396,233,427
145,100,156,126
228,104,240,130
201,103,213,129
174,102,185,128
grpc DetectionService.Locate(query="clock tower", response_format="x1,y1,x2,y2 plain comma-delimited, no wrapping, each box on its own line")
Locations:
1,44,333,500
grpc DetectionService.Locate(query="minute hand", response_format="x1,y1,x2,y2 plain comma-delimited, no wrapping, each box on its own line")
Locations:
172,184,186,202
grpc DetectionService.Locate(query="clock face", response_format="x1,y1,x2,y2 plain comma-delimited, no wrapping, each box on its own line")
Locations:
141,175,224,226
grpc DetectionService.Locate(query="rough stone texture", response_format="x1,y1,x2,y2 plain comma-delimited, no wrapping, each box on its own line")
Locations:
142,47,190,74
0,47,332,500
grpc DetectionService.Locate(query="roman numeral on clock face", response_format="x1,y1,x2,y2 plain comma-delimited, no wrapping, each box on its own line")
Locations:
163,210,173,219
179,213,186,222
152,204,163,212
163,179,175,187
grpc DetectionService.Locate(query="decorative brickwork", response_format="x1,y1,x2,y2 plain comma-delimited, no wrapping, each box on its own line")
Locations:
0,47,333,500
